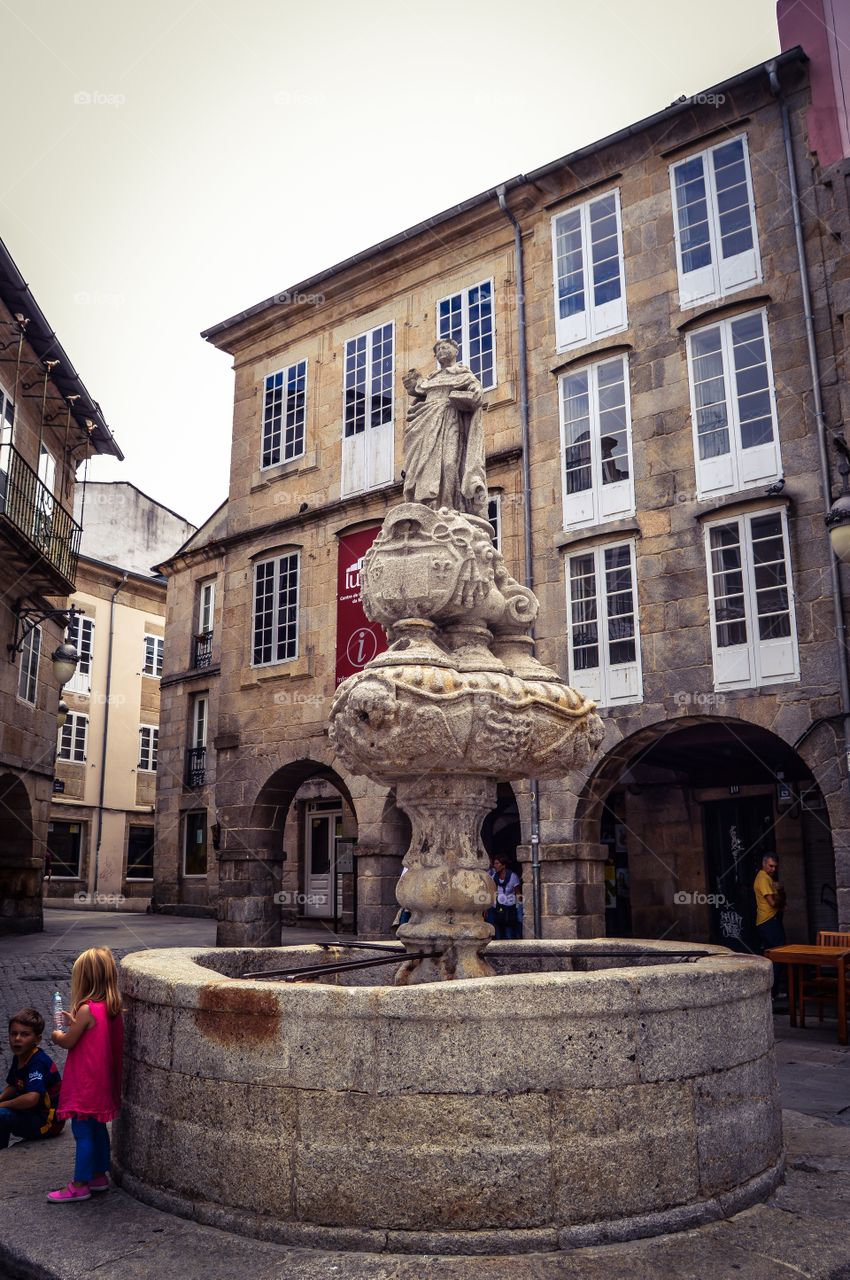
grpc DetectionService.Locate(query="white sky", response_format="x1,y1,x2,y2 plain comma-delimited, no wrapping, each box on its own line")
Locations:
0,0,780,527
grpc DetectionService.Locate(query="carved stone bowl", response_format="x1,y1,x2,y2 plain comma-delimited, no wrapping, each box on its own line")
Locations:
328,661,605,784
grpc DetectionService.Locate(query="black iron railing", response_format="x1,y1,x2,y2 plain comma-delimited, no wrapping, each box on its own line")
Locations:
193,631,213,669
186,747,206,787
0,444,82,586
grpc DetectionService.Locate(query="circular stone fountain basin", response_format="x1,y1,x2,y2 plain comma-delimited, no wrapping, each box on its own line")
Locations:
114,939,782,1255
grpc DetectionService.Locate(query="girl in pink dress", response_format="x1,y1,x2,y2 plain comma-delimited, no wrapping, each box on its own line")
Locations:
47,947,124,1203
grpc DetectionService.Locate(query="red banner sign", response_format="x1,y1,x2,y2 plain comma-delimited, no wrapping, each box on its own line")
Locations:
336,526,386,684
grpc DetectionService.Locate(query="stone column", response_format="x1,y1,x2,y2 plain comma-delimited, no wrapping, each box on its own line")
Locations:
395,777,496,983
215,809,282,947
517,840,607,938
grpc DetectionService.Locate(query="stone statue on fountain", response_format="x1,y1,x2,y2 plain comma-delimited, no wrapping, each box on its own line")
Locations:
329,336,604,983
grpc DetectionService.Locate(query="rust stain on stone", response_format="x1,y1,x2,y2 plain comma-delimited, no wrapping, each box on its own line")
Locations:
194,983,281,1045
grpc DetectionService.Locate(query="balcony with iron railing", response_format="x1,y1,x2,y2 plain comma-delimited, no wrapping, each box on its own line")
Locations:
0,444,82,591
192,631,213,669
186,746,207,788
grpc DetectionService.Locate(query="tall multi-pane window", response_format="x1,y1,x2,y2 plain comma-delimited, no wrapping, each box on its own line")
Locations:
252,552,300,665
551,190,626,350
127,826,155,880
17,625,41,705
671,135,760,307
0,381,13,486
58,712,88,762
487,493,501,550
705,509,799,690
199,581,215,635
65,615,94,695
437,280,495,389
342,323,394,495
686,310,780,499
138,725,159,772
262,359,307,468
566,541,641,706
142,634,164,677
559,355,633,529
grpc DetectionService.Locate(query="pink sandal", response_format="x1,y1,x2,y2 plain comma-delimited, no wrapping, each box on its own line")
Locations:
47,1182,91,1202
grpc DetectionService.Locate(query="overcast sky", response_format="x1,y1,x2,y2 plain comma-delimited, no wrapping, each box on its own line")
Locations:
0,0,780,528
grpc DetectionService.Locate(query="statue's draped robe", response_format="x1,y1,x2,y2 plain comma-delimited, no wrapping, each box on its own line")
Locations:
402,363,487,516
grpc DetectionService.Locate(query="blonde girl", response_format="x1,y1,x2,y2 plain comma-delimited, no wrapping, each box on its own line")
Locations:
47,947,124,1203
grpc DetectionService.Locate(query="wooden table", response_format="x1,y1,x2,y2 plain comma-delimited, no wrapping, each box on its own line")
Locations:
765,944,850,1044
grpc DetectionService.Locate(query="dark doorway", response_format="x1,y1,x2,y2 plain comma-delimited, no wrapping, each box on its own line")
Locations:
702,794,774,947
602,795,632,936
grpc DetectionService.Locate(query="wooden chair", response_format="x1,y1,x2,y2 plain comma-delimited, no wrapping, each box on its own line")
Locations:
799,931,850,1025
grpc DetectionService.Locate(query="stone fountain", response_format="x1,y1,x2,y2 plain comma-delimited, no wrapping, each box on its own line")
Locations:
114,339,783,1255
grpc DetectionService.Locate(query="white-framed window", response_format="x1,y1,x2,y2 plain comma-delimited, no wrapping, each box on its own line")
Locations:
559,354,634,529
58,712,88,763
671,134,760,308
566,540,641,706
437,280,495,390
342,322,394,495
252,551,300,665
551,190,627,351
686,309,780,499
138,725,159,772
142,633,164,677
0,381,13,469
198,580,215,635
17,625,41,705
262,359,307,469
705,508,799,690
487,493,501,550
191,695,208,750
65,615,94,695
33,445,56,551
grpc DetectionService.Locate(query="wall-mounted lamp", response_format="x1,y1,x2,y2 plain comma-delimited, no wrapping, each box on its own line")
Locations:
825,435,850,563
8,600,79,685
57,700,69,729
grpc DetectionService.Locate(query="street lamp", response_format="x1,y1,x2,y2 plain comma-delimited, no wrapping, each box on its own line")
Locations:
826,436,850,563
8,601,79,686
57,700,69,729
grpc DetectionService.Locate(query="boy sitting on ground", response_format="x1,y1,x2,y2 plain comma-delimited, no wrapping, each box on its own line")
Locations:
0,1008,64,1149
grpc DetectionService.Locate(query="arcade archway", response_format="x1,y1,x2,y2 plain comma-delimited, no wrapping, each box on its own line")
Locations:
577,719,836,947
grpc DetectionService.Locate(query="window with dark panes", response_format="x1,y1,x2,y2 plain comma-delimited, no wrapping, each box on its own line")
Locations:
262,359,307,468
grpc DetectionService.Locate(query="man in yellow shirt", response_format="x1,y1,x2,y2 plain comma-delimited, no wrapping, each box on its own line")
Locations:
754,853,786,999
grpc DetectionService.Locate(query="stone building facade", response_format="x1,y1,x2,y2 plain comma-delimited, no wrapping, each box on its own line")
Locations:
47,484,195,911
156,30,850,946
0,237,122,931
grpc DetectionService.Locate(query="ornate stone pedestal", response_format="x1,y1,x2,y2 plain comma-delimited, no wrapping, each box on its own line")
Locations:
329,501,604,980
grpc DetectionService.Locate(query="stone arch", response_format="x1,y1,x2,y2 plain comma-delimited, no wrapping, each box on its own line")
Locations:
0,773,39,933
571,715,837,944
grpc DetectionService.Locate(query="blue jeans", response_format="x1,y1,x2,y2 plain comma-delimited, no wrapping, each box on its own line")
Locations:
71,1118,110,1183
0,1106,46,1148
756,914,786,997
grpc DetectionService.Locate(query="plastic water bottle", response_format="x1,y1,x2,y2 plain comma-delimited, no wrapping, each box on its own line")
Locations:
52,991,65,1034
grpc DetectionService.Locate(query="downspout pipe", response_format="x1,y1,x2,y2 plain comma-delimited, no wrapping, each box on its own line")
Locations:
768,62,850,781
92,572,128,896
497,184,543,939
